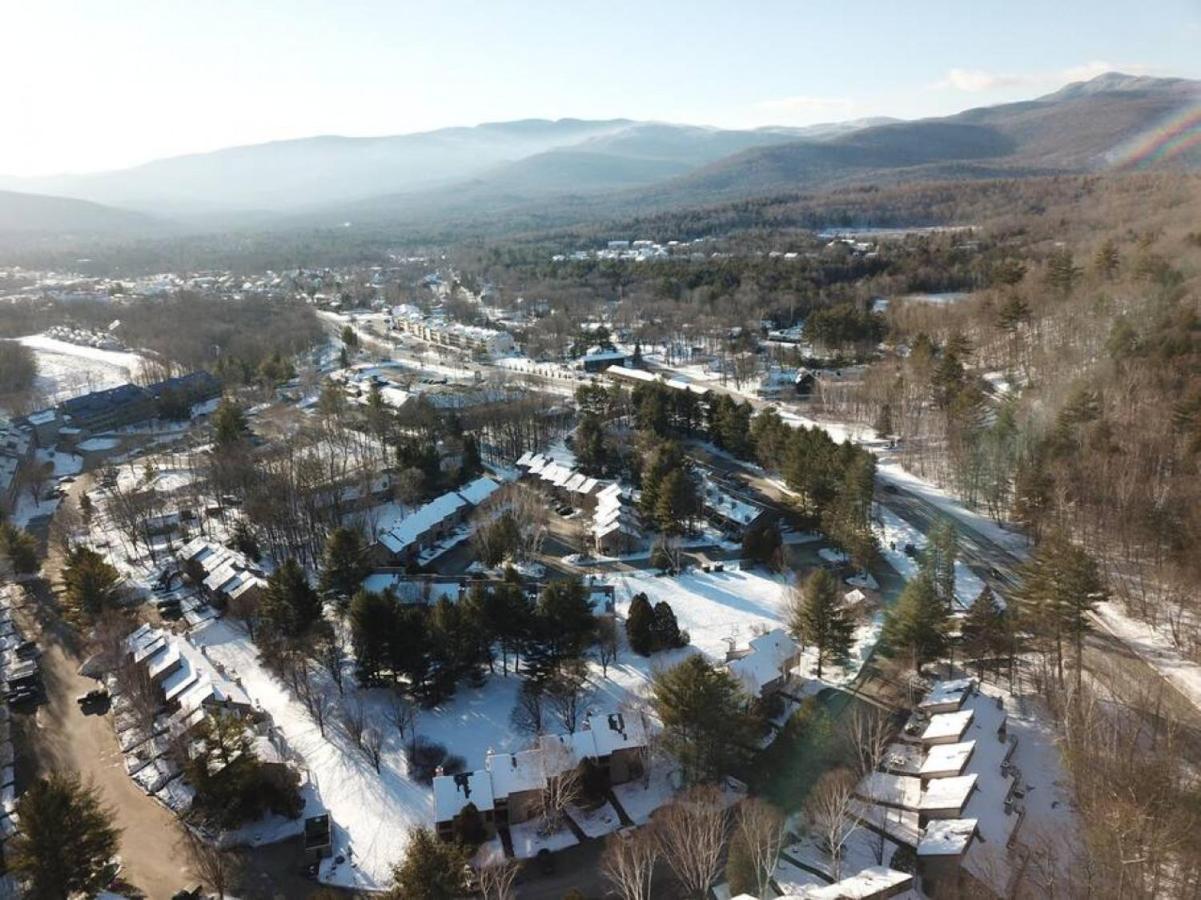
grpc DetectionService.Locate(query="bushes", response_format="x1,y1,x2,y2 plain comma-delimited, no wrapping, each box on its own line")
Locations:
405,736,465,785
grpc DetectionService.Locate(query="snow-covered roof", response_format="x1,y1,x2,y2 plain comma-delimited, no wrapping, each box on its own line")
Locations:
582,710,648,758
880,741,924,776
918,818,978,856
921,709,974,744
485,749,546,797
855,772,921,810
432,769,495,822
761,866,913,899
727,629,799,696
920,774,977,812
605,365,657,382
379,491,468,554
920,741,975,778
919,678,975,712
457,475,500,506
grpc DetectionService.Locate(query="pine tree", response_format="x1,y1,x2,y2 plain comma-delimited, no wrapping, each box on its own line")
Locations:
230,517,260,561
790,570,854,679
319,527,368,603
725,829,758,897
651,600,686,650
259,558,322,644
1013,533,1106,689
961,585,1003,679
386,827,469,900
349,589,396,683
924,519,959,610
9,773,121,900
212,397,249,447
881,570,948,674
62,547,121,619
459,434,483,481
0,523,39,574
651,654,758,784
1093,238,1121,281
626,592,656,656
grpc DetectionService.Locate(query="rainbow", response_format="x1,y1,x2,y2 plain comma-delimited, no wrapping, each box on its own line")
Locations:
1110,103,1201,170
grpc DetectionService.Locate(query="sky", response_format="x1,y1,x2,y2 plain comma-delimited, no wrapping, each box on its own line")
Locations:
3,0,1198,177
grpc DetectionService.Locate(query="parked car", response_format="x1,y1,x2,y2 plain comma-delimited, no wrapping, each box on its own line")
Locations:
76,687,110,706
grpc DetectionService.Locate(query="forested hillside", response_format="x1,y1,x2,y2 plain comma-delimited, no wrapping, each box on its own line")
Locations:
823,172,1201,640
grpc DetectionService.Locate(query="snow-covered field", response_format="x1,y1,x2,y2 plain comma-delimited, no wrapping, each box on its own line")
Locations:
605,565,792,663
16,333,147,403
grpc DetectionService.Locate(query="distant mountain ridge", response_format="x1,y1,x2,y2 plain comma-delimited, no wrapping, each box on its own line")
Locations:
0,72,1197,238
0,190,163,236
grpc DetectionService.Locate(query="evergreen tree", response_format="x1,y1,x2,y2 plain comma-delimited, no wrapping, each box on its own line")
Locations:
0,523,39,574
459,434,483,481
1093,238,1121,281
62,547,121,619
9,773,120,900
725,829,758,897
259,558,323,644
961,585,1004,679
574,413,608,476
1013,532,1106,689
881,570,948,674
319,527,369,603
651,600,687,650
341,324,359,348
212,397,249,447
626,592,656,656
230,517,260,561
790,569,854,679
741,518,782,569
1045,249,1083,297
350,589,396,683
386,827,469,900
924,519,959,609
526,578,596,680
651,654,758,784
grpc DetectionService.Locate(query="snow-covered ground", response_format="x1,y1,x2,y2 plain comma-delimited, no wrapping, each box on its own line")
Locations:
605,565,792,663
16,333,147,404
1092,601,1201,712
876,508,990,611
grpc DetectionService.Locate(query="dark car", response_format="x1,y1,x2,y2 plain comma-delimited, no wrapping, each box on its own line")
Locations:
77,687,110,706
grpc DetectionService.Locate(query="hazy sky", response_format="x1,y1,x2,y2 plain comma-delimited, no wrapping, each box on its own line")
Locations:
4,0,1198,176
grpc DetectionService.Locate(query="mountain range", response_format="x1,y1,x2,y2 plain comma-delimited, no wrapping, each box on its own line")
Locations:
1,72,1198,239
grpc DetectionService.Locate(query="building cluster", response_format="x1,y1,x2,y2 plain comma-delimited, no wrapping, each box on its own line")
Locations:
851,678,1025,897
433,710,648,841
111,623,277,816
0,418,33,514
0,586,34,852
389,306,515,358
177,538,267,614
369,476,501,566
24,371,222,441
551,237,715,263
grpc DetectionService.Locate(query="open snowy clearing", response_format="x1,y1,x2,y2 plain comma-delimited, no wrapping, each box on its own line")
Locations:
15,333,147,403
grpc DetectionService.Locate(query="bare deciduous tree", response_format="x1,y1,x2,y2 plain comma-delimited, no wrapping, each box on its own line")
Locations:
595,616,619,677
654,785,728,899
537,740,583,834
362,726,383,772
733,797,785,899
477,850,521,900
341,694,367,749
387,690,418,748
177,824,244,900
807,768,859,881
601,828,659,900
